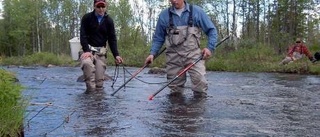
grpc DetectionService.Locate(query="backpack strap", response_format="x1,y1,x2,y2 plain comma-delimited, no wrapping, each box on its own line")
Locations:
188,4,193,27
169,7,174,28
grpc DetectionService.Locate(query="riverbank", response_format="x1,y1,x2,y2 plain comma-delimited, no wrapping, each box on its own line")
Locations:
1,45,319,75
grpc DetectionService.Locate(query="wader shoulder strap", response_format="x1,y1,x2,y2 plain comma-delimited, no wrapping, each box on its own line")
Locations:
188,5,193,27
168,4,193,28
169,7,174,28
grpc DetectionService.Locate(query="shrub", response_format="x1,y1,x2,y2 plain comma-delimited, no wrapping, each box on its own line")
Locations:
0,69,26,137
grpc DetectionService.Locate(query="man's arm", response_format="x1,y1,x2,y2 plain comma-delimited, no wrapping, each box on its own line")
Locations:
150,11,167,56
106,17,120,58
302,45,315,62
80,14,90,52
194,5,217,52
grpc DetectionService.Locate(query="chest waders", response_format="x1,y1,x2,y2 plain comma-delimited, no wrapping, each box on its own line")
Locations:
164,5,208,94
81,45,108,93
165,5,202,60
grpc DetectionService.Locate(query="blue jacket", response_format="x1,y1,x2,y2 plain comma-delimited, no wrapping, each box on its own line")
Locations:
150,3,218,55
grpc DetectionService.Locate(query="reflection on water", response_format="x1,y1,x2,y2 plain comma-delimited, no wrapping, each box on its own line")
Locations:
159,96,206,136
74,92,114,136
3,67,320,137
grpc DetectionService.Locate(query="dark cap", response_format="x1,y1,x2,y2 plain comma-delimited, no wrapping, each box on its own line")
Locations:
94,0,106,6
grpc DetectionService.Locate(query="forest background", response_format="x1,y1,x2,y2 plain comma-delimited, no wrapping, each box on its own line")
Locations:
0,0,319,73
1,1,320,136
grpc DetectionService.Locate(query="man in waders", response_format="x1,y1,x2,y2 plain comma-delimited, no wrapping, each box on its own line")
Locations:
145,0,218,98
80,0,123,93
280,38,316,65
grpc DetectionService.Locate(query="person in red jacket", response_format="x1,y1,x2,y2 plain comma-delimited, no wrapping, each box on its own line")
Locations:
280,38,316,65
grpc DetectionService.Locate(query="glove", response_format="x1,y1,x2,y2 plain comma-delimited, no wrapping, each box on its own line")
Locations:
312,59,317,63
309,57,317,63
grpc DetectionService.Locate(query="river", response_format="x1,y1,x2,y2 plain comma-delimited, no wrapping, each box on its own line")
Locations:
4,66,320,137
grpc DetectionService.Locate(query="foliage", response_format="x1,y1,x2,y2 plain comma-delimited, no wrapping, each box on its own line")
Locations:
0,0,319,74
0,0,318,58
106,45,166,68
0,52,78,67
207,42,320,74
1,42,319,75
0,69,25,137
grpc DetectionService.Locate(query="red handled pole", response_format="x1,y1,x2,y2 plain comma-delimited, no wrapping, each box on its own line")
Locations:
111,48,166,96
148,55,203,100
148,35,231,100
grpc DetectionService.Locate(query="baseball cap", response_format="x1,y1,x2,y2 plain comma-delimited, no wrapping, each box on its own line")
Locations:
94,0,106,6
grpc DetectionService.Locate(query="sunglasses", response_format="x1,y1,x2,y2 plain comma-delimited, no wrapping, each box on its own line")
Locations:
96,6,105,8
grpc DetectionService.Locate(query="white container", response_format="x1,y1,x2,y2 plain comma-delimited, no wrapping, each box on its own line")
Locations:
69,37,81,60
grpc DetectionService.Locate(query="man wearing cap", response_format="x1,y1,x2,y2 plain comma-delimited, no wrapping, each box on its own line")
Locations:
80,0,123,93
280,38,316,65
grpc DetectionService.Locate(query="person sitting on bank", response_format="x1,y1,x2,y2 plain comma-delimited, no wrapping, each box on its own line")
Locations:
279,38,316,65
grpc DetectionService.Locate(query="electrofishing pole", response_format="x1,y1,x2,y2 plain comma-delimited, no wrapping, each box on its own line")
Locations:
111,47,166,96
148,35,231,100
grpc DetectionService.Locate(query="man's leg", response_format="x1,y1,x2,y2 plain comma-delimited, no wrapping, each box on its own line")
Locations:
279,57,293,65
81,57,96,93
166,53,186,96
188,60,208,97
95,55,106,90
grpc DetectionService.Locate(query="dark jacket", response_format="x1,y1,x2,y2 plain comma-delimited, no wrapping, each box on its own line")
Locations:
80,11,119,58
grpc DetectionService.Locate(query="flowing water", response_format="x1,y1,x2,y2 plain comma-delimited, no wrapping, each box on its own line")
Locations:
4,66,320,137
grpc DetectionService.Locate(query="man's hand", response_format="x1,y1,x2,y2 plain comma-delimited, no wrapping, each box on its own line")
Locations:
311,58,317,63
309,57,317,63
80,52,93,60
145,55,154,64
202,48,212,60
115,56,123,64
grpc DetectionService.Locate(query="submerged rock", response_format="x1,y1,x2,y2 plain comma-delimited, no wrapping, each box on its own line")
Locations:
76,74,113,82
148,67,166,75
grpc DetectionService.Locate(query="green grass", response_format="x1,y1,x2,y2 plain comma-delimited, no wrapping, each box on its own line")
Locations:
105,46,166,68
0,52,79,67
0,44,319,75
0,69,26,137
206,43,320,74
